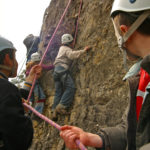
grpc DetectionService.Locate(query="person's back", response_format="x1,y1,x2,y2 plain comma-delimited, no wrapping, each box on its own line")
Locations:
54,45,73,69
23,34,40,62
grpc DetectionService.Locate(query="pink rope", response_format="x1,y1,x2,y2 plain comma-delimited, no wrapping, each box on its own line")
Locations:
23,103,87,150
27,0,72,103
24,0,87,149
73,0,83,48
40,0,72,65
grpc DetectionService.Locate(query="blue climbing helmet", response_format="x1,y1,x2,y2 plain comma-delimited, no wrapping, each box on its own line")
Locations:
0,36,16,52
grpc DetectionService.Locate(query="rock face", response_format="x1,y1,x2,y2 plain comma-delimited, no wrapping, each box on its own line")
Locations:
29,0,129,149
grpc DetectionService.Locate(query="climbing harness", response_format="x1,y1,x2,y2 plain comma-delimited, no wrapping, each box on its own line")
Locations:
73,0,83,48
23,0,87,149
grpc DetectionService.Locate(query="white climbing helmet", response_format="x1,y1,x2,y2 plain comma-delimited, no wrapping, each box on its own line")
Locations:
31,52,41,62
61,34,73,44
0,36,16,52
111,0,150,16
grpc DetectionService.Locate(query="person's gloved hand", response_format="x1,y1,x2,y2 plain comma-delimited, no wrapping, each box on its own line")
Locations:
139,143,150,150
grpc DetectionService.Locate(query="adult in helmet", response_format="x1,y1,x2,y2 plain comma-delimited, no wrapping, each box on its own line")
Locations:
23,34,40,62
52,34,90,119
60,1,150,150
0,36,42,150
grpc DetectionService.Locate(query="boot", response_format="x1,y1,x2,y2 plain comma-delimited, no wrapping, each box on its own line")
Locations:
55,104,70,115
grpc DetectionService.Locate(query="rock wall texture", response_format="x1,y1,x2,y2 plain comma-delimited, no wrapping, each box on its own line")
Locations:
29,0,129,149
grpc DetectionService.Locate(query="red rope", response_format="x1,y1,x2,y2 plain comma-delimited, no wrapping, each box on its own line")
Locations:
73,0,83,48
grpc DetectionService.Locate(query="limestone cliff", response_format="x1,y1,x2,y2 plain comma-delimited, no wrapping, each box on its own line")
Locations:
29,0,129,149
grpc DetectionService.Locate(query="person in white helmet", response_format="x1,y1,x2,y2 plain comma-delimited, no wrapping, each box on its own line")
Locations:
26,52,54,119
52,34,90,119
60,0,150,150
0,36,42,150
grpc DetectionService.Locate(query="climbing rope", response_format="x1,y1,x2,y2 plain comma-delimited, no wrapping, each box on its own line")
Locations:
73,0,83,48
23,0,87,149
26,0,72,103
24,103,87,150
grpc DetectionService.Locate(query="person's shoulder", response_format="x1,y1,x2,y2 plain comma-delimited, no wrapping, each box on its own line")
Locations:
61,45,72,51
0,78,18,92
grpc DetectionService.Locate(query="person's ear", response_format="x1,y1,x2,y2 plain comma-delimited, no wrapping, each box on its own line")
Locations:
3,54,12,66
120,25,129,35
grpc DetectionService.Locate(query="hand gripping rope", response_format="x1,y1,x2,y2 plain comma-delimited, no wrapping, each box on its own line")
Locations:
23,0,87,150
24,103,87,150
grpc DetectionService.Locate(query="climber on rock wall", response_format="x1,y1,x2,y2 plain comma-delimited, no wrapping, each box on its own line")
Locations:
0,36,42,150
52,33,90,120
60,0,150,150
26,52,54,120
23,34,40,62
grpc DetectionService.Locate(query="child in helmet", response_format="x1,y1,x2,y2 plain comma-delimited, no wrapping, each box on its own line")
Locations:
60,1,150,150
26,52,54,116
52,33,90,119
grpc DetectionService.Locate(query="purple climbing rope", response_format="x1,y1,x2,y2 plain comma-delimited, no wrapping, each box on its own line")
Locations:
24,0,87,149
23,103,87,150
73,0,83,47
26,0,72,103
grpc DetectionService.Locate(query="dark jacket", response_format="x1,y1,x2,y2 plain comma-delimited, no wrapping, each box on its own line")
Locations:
0,74,33,150
23,35,40,62
98,56,150,150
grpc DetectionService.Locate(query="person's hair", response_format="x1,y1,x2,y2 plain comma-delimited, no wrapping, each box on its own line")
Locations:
113,11,150,35
0,49,14,65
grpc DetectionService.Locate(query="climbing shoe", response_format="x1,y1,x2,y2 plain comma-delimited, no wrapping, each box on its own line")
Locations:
55,104,69,115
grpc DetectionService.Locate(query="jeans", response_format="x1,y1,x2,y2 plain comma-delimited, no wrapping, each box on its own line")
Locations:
30,81,46,113
52,66,75,110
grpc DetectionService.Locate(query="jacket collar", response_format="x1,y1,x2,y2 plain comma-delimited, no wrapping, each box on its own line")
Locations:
141,54,150,75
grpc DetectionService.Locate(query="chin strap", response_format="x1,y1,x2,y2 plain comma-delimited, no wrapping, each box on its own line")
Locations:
0,63,16,77
112,10,150,71
0,65,11,71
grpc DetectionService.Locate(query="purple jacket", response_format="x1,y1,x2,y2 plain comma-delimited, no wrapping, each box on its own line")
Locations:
26,64,54,76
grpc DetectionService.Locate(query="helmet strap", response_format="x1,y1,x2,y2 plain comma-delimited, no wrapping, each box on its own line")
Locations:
9,60,17,77
0,65,12,71
123,10,150,43
112,10,150,71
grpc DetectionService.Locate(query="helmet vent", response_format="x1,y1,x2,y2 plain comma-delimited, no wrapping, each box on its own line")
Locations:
129,0,136,4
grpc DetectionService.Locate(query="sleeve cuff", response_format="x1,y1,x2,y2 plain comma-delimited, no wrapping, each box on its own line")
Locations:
23,82,32,91
95,133,105,150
